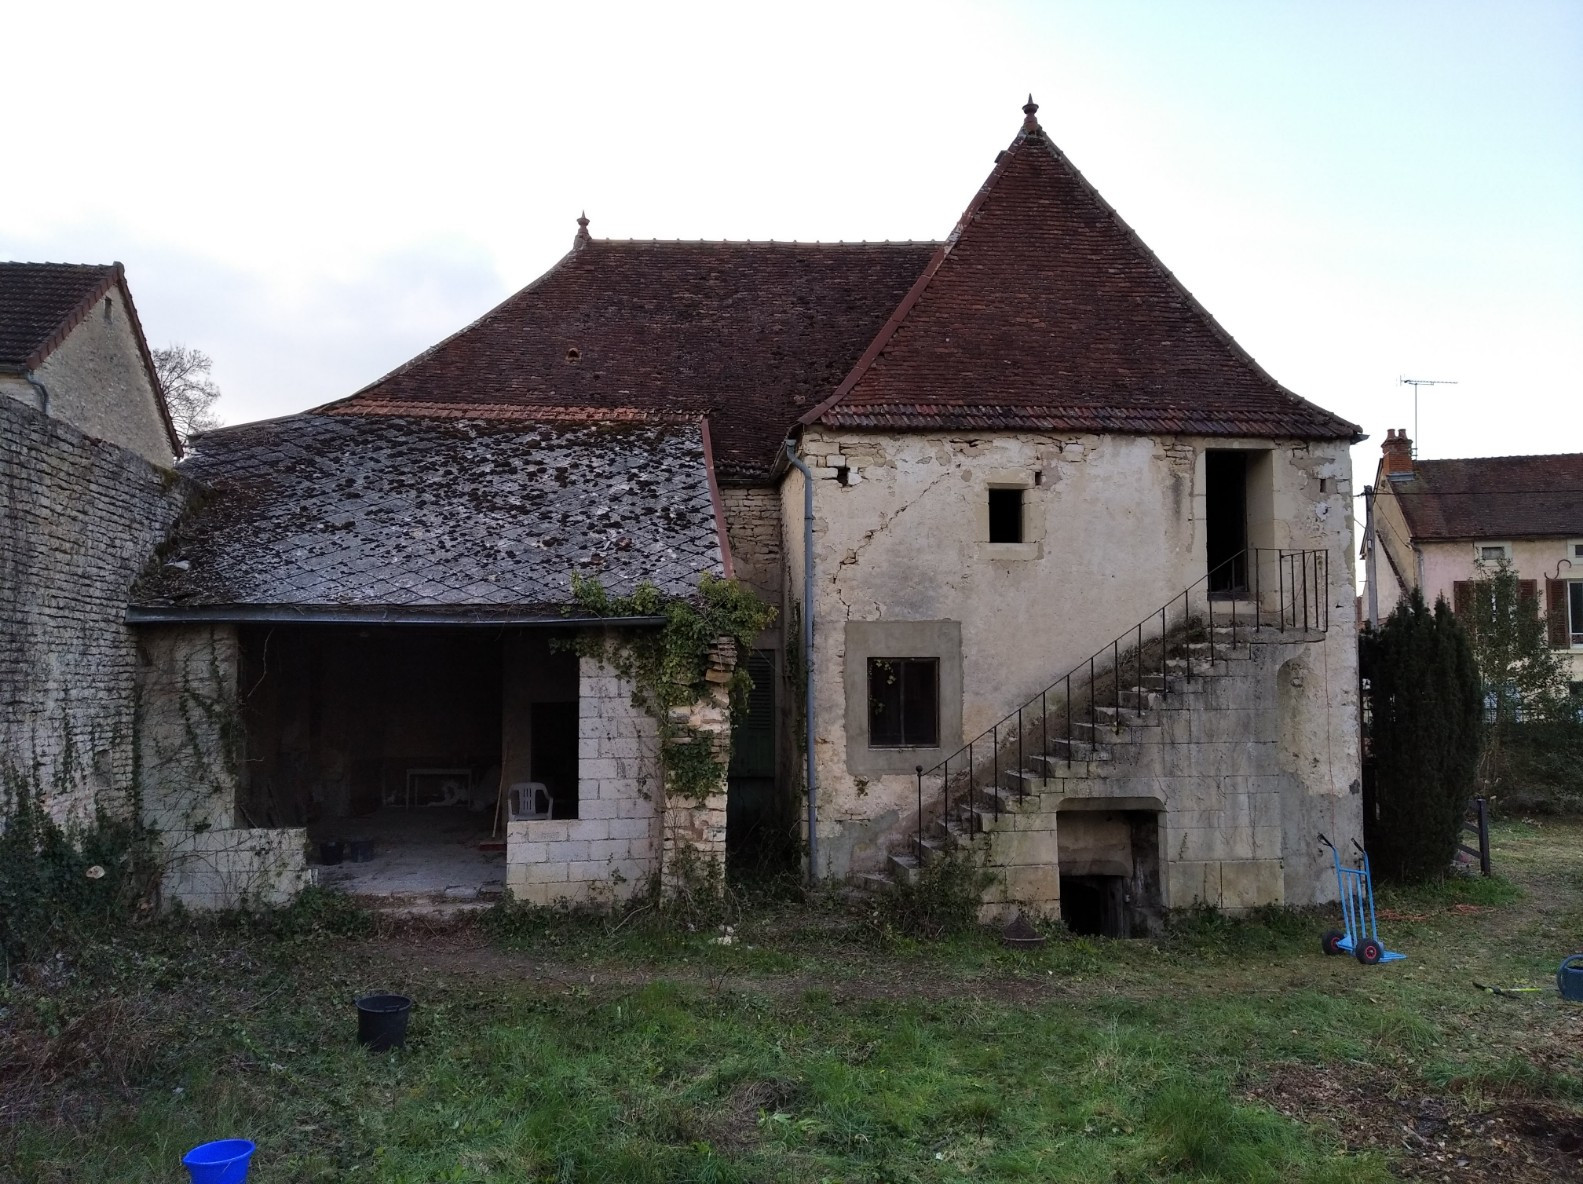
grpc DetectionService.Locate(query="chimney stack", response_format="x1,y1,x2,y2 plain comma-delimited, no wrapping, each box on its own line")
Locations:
1381,428,1413,479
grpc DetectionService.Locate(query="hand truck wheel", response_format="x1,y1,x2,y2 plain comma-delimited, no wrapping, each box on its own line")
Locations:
1321,929,1346,956
1356,938,1384,965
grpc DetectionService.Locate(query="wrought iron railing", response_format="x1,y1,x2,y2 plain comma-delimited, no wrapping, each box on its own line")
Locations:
912,547,1330,857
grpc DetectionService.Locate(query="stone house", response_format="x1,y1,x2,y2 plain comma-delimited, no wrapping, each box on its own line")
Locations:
1370,431,1583,684
12,101,1368,922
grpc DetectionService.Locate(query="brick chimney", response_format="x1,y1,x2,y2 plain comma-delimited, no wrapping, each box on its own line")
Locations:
1381,428,1414,479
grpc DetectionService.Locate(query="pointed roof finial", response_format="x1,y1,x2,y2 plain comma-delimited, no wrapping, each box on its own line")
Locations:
573,211,591,249
1022,94,1040,129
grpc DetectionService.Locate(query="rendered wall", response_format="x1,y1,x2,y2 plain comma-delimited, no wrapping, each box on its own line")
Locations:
0,396,185,826
29,293,175,467
791,427,1360,890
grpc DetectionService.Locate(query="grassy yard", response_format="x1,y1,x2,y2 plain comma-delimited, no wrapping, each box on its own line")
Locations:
3,821,1581,1183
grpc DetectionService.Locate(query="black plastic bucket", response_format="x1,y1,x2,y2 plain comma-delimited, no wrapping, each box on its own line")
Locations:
356,994,413,1051
319,840,344,866
346,837,375,863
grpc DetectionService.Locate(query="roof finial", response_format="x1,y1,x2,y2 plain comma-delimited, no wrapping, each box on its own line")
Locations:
1022,94,1040,129
574,211,591,249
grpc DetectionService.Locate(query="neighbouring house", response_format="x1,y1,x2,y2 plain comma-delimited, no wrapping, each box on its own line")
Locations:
116,99,1364,924
1370,431,1583,684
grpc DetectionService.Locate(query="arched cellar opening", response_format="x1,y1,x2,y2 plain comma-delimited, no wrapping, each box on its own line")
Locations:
1057,806,1163,938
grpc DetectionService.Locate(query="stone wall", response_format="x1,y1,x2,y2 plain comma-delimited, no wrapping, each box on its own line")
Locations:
133,621,312,909
792,427,1361,892
506,653,661,904
505,642,735,904
0,396,185,826
719,486,784,610
972,634,1364,921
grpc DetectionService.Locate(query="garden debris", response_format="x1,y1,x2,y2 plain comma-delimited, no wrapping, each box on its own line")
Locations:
1246,1062,1582,1181
1000,913,1046,949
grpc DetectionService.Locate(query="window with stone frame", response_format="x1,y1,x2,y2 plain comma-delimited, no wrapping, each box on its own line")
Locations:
987,487,1024,543
866,657,939,748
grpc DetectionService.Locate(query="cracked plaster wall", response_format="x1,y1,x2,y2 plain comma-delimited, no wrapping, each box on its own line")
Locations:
791,428,1361,884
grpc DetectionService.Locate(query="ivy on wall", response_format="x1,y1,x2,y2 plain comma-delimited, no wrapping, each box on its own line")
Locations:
565,574,775,805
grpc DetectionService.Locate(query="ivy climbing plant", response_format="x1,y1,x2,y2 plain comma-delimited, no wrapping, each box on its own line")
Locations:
565,573,776,805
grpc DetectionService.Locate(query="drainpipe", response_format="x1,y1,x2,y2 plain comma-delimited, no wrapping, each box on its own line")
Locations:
1362,485,1379,630
783,439,818,883
24,371,49,416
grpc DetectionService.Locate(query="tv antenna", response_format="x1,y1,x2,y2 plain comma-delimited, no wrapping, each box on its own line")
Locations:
1398,376,1457,457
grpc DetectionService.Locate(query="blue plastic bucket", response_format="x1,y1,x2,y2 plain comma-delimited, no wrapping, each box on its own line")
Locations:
181,1139,255,1183
1560,955,1583,1002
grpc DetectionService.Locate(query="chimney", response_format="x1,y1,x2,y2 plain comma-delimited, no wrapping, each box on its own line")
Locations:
1381,428,1414,480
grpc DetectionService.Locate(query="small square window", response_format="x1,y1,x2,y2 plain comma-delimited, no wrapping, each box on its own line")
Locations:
988,487,1023,544
867,658,939,748
1477,543,1511,563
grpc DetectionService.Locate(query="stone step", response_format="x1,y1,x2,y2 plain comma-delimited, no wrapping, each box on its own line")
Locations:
910,834,949,864
887,852,920,884
1040,740,1113,763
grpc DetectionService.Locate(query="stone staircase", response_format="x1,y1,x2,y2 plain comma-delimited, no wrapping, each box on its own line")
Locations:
861,609,1330,925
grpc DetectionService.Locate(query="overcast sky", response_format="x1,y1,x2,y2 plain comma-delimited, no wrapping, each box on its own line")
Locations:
5,1,1581,486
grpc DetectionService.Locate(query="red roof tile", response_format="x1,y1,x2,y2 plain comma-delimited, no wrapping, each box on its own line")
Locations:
804,105,1360,441
1385,454,1583,541
319,240,937,483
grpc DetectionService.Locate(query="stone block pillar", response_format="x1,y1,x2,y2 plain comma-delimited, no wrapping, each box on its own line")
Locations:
660,637,735,895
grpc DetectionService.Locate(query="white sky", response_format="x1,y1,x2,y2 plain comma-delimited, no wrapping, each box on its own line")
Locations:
5,0,1581,493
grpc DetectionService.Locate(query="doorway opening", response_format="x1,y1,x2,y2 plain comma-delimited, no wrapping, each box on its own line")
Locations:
1058,807,1163,937
728,650,791,878
1206,450,1248,596
1061,875,1127,937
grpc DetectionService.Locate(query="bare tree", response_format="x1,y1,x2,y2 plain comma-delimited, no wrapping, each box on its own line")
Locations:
151,344,223,441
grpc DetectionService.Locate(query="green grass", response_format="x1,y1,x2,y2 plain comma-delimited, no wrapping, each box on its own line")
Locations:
3,821,1581,1182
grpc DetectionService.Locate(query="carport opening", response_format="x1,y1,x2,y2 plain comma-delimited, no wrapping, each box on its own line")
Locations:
237,626,578,904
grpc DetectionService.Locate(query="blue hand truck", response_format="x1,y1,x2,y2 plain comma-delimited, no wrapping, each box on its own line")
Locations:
1318,833,1405,965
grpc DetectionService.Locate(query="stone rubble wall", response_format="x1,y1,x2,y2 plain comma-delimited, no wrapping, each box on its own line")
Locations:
0,396,186,826
718,485,784,610
660,637,733,893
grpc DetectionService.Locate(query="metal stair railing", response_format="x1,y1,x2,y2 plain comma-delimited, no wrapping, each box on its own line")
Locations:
912,547,1329,858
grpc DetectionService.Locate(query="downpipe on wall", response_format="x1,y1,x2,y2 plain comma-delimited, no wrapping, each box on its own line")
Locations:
783,440,818,883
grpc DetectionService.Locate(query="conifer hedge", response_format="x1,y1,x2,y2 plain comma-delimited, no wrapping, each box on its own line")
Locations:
1359,590,1483,882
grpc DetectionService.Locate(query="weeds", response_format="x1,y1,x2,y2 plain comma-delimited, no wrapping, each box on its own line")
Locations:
872,852,996,940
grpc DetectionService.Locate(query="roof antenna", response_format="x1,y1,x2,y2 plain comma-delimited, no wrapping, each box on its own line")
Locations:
1398,376,1456,458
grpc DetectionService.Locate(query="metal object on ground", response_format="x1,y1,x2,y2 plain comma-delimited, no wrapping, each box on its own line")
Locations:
1318,833,1405,965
